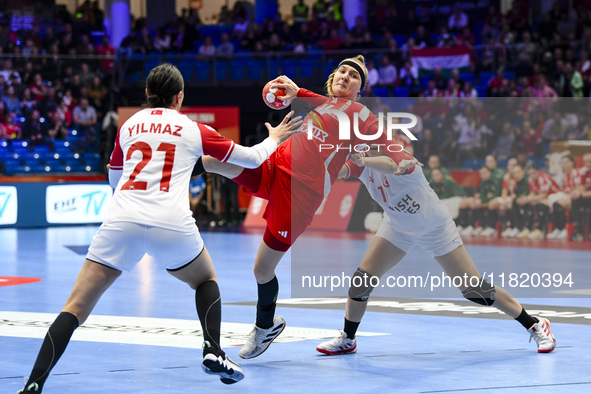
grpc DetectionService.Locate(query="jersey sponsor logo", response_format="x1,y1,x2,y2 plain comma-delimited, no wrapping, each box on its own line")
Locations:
388,194,420,214
301,122,329,143
278,230,288,238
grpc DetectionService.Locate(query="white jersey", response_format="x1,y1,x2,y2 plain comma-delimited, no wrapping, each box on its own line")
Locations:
346,155,451,238
107,108,277,232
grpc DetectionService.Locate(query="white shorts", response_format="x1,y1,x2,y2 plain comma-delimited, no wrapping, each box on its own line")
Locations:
441,196,463,219
548,191,567,207
87,221,205,272
375,216,464,258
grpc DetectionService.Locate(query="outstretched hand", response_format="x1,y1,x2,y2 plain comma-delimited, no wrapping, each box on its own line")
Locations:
394,158,423,175
266,110,304,144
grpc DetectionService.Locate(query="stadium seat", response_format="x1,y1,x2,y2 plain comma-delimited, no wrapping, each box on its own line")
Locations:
459,73,475,84
392,34,407,47
299,59,314,79
497,159,508,168
475,85,488,97
229,60,245,80
419,75,431,88
194,60,211,81
373,87,390,97
504,71,516,80
393,87,409,97
282,59,298,79
245,59,264,81
214,61,228,81
478,72,495,85
177,60,194,81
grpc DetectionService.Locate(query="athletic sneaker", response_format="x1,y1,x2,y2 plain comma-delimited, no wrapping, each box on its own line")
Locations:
570,232,584,241
472,226,484,236
460,225,474,236
528,317,556,353
556,229,568,240
527,229,544,240
238,316,286,359
316,330,357,355
481,227,497,237
546,228,560,239
501,227,513,238
201,351,244,384
17,378,38,393
516,228,531,238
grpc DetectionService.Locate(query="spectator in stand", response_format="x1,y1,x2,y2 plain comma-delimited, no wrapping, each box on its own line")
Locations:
217,33,234,58
401,37,416,62
267,33,283,52
3,85,22,116
386,39,403,66
0,101,6,124
21,109,48,143
350,16,368,44
378,8,396,34
487,67,507,96
233,15,250,39
415,25,433,48
366,59,379,88
449,69,465,90
562,63,584,97
556,12,576,39
39,87,59,119
79,63,95,88
378,55,397,88
21,62,36,87
542,111,570,142
515,31,537,75
52,100,73,127
154,27,171,52
456,26,475,46
96,35,115,79
0,113,21,139
312,0,329,21
0,75,5,100
48,115,69,140
20,88,37,116
444,79,464,98
198,36,216,58
88,76,107,113
322,29,341,51
415,128,438,163
521,120,541,158
537,13,555,45
491,121,516,161
463,81,477,97
398,60,418,88
0,60,21,86
436,26,454,48
73,97,98,153
423,79,438,97
29,74,48,101
292,0,309,26
430,66,447,90
448,6,469,33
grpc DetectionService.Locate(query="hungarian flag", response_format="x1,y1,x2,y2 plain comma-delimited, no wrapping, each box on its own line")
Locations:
412,46,471,77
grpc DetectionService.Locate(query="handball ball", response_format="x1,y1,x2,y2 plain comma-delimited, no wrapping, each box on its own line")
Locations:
262,81,292,110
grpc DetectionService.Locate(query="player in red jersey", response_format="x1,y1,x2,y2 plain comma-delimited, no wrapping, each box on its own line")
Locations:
194,55,394,359
519,163,560,239
545,155,582,239
570,152,591,240
18,64,301,393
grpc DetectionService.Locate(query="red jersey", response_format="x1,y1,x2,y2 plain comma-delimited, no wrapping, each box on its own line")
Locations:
529,171,560,195
581,170,591,191
562,168,582,193
502,172,515,196
277,88,387,196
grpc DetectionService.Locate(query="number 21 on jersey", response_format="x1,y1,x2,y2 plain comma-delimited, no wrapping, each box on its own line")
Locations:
121,142,176,192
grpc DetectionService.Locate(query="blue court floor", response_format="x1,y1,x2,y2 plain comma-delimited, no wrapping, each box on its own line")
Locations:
2,226,591,393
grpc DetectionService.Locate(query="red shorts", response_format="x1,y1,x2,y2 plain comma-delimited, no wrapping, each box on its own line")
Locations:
234,153,324,249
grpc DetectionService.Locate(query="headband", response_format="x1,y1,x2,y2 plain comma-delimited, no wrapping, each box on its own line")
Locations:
339,60,366,89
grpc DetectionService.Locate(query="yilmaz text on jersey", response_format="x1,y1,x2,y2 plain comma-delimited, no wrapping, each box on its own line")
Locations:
127,123,183,137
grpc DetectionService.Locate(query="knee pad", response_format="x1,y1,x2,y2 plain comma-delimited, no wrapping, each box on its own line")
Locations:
348,267,378,302
461,279,496,306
